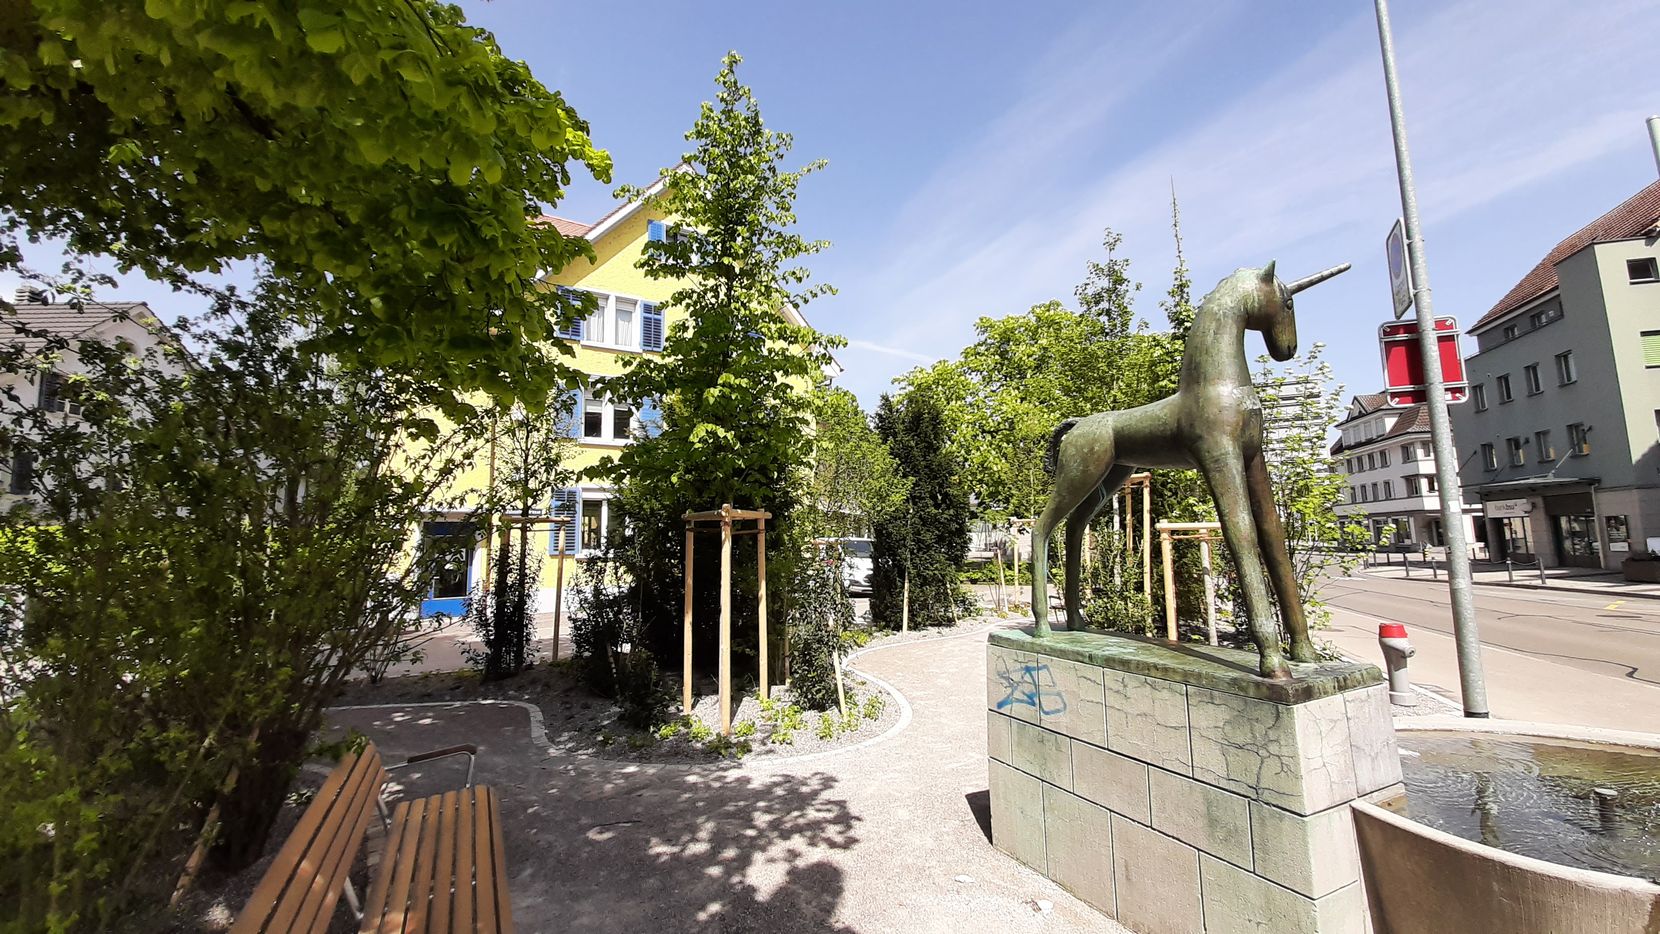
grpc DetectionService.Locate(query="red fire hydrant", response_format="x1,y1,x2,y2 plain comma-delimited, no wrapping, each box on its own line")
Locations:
1378,622,1416,706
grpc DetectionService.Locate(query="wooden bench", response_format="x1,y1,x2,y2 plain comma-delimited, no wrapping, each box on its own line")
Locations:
232,741,514,933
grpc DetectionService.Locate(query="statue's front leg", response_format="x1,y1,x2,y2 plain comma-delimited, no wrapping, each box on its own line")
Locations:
1246,451,1316,662
1200,451,1290,679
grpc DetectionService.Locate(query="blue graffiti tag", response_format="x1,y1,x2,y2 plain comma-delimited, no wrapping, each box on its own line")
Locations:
993,658,1068,717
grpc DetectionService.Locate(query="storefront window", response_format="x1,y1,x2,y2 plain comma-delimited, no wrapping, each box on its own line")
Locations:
1607,515,1630,554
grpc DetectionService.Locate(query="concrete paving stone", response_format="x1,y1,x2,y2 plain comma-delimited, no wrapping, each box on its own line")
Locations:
1343,685,1403,796
1010,718,1073,790
988,644,1041,724
1102,667,1192,774
1148,767,1253,869
987,709,1014,765
1248,800,1361,899
1071,740,1151,824
1042,785,1116,916
1188,688,1357,815
1111,814,1203,934
990,757,1047,874
1041,657,1108,746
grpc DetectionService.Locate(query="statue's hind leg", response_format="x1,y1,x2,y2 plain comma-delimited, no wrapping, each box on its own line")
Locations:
1033,439,1115,637
1247,450,1316,662
1064,466,1133,629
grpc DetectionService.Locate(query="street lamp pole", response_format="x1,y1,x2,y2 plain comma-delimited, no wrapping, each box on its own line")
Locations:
1373,0,1490,717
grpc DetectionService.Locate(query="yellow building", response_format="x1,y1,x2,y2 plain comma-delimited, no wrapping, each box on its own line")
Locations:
418,180,833,616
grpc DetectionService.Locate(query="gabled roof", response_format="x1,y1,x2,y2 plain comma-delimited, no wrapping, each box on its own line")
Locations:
1330,402,1428,456
1473,178,1660,331
1,300,157,356
1335,392,1389,428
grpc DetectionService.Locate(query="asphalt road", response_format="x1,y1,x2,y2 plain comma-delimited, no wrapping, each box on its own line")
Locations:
1320,573,1660,692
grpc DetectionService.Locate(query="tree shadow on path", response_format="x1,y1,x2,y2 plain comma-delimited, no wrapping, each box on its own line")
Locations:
327,702,861,933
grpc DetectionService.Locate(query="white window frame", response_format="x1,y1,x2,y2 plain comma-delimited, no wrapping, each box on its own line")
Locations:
581,392,639,446
575,289,656,353
577,489,613,556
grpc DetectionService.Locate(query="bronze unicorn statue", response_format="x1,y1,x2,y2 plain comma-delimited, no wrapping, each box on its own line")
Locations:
1031,261,1349,679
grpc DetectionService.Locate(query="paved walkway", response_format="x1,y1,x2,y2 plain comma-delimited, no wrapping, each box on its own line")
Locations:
329,621,1128,933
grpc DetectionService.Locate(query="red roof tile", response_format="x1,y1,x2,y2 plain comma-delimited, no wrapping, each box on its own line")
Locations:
1473,178,1660,331
536,214,591,238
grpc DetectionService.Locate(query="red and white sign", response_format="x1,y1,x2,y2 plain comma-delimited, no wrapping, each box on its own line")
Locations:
1379,317,1466,406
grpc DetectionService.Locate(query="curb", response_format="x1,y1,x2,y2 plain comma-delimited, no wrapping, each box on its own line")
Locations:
1361,568,1660,602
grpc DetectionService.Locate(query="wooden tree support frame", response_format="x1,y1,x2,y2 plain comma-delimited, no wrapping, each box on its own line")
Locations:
1156,520,1222,646
1121,472,1153,600
683,503,772,736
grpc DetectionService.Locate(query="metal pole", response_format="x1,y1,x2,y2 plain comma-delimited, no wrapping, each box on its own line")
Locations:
1375,0,1489,716
1647,116,1660,178
1505,556,1513,584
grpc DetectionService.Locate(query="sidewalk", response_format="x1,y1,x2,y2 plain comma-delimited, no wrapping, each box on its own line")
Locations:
1361,557,1660,599
1323,605,1660,733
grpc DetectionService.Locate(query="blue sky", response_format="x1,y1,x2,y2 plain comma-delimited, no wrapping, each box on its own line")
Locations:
12,0,1658,412
463,0,1660,407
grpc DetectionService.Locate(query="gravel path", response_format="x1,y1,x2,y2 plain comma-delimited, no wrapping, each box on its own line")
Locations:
327,616,1131,933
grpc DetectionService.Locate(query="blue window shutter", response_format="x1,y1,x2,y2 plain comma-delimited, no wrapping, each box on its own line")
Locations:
637,396,663,438
567,387,584,439
548,488,580,555
646,220,666,242
556,288,585,340
641,303,664,352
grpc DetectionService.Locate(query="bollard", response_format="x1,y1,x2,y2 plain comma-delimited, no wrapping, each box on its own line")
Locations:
1537,558,1547,586
1505,556,1514,583
1378,622,1417,706
1431,552,1438,580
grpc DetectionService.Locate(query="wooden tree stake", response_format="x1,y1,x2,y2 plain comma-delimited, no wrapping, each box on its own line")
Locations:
757,518,768,701
682,527,694,714
718,511,733,736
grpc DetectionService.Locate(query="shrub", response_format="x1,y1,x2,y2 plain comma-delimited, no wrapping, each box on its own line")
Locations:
787,554,852,711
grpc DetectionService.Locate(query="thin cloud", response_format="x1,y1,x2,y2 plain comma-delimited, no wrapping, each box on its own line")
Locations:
844,338,936,364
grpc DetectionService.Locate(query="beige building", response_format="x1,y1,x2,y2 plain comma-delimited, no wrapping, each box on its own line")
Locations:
1333,394,1480,548
1449,178,1660,569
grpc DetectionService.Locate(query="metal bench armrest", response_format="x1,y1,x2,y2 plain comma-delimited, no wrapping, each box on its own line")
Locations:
385,743,478,788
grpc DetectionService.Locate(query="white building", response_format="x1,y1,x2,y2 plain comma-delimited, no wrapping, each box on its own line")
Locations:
1333,393,1481,549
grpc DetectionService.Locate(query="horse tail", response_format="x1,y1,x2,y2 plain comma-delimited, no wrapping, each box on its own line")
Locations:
1044,418,1080,476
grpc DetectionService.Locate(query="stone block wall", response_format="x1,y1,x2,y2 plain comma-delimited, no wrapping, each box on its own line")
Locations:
987,634,1404,934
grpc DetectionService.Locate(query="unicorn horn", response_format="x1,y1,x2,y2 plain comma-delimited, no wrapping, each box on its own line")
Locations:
1286,263,1352,294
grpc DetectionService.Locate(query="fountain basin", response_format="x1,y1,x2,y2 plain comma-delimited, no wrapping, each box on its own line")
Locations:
1355,716,1660,934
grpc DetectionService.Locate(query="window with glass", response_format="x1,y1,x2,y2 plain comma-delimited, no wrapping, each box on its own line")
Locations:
1628,257,1659,283
1502,324,1518,340
1472,383,1487,411
1555,350,1576,384
1506,436,1525,467
1568,422,1590,456
583,394,636,442
1534,429,1554,462
1383,480,1393,499
1380,449,1391,467
1401,443,1415,462
1496,374,1513,403
1499,516,1533,557
1371,482,1380,500
1481,443,1498,471
1523,364,1542,395
1405,476,1420,496
581,499,604,551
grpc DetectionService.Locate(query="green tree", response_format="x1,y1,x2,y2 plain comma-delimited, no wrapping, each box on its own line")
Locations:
590,52,835,689
871,390,970,629
465,393,578,681
0,281,490,927
801,385,908,540
0,0,609,402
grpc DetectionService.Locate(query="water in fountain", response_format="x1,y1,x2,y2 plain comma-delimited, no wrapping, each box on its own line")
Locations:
1394,731,1660,882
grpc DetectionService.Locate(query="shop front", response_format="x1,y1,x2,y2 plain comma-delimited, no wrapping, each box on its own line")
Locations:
1544,491,1601,569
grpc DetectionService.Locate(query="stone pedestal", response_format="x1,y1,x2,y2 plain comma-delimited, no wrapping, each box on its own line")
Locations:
987,629,1403,934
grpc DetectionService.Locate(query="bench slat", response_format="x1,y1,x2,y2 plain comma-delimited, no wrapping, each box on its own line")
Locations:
233,743,383,934
360,797,412,930
453,789,474,933
406,790,441,933
485,787,514,934
373,795,428,933
290,766,380,934
430,790,458,934
473,788,497,934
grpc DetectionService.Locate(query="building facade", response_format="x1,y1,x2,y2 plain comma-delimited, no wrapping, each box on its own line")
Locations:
419,183,835,615
1333,394,1480,547
1448,179,1660,569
